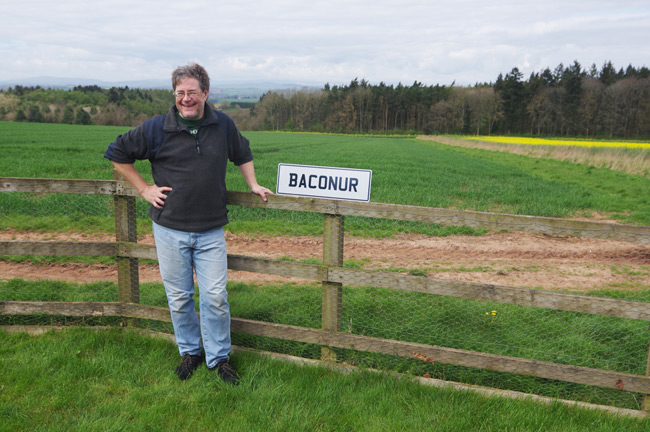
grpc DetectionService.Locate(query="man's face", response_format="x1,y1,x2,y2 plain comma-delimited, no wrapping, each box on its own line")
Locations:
174,77,208,120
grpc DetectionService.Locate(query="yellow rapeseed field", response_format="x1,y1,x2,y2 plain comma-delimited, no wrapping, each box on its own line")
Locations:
419,135,650,177
463,136,650,149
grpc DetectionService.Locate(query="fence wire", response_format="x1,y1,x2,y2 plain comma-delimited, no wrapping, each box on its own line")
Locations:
2,191,650,410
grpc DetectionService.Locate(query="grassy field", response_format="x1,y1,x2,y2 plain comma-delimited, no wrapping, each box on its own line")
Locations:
3,122,650,422
3,122,650,237
2,276,650,412
431,135,650,179
2,327,650,431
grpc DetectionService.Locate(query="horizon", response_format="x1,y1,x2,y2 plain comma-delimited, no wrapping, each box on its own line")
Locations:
2,58,648,92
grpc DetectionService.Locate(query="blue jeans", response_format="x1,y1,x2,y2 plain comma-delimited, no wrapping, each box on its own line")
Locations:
152,222,230,368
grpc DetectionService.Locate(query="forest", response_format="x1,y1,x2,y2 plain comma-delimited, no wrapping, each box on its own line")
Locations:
1,61,649,139
239,61,650,139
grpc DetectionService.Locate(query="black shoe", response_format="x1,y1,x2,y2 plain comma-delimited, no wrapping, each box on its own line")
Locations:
175,354,204,380
210,360,240,385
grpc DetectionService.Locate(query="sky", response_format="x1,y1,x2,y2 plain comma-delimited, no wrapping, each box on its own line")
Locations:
1,0,649,88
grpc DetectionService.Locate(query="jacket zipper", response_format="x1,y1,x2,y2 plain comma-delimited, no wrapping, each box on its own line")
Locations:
177,123,201,154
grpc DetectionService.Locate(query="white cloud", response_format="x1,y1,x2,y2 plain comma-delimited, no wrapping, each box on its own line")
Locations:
1,0,648,86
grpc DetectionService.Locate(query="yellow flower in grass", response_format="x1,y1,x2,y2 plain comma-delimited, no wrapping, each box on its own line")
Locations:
485,310,500,326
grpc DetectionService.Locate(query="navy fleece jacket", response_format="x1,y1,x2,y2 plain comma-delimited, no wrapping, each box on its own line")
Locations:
104,104,253,232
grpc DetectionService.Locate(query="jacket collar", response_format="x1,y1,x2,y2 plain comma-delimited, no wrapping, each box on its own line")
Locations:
163,102,219,133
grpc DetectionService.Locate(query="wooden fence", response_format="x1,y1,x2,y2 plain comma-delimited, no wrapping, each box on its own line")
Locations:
2,175,650,412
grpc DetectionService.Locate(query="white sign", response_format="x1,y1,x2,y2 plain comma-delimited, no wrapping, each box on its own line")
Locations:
276,164,372,202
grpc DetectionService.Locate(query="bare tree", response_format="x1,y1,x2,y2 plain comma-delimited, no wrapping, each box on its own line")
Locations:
527,87,565,135
578,77,604,137
465,87,502,135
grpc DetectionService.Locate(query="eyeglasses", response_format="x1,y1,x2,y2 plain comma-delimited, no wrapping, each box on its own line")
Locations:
174,90,203,99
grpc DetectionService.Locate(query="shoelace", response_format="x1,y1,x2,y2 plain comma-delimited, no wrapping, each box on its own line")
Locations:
218,362,236,375
180,355,200,370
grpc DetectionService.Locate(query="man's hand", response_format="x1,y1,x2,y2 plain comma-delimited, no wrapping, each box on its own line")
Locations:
238,161,273,202
111,162,172,209
141,184,173,209
250,185,274,202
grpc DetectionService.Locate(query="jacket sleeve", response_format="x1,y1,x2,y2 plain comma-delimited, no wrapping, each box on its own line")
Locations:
229,127,254,166
104,123,151,164
219,111,253,166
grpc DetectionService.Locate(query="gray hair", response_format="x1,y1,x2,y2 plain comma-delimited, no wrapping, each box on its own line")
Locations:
171,63,210,91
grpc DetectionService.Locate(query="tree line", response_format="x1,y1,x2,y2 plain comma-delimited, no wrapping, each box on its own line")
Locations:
0,85,174,126
2,61,649,138
235,61,650,139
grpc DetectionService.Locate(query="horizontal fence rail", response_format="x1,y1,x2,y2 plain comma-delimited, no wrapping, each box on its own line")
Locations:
227,190,650,244
2,176,650,412
4,177,650,243
3,300,650,395
2,243,649,323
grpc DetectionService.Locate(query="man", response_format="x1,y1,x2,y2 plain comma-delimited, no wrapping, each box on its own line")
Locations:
104,63,272,385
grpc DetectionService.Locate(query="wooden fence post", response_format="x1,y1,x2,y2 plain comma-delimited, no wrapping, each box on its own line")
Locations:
641,347,650,414
321,213,344,362
113,169,140,304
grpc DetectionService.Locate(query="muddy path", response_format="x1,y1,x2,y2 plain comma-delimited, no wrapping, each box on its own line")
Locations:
1,230,649,293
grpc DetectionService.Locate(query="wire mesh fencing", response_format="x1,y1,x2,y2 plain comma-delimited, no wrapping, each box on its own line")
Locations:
2,179,650,411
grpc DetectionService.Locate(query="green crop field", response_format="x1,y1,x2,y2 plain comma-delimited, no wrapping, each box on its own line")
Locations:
2,121,650,237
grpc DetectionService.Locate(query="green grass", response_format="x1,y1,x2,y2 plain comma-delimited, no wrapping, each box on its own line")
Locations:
0,122,128,179
3,123,650,238
1,327,649,431
3,278,650,410
238,131,650,224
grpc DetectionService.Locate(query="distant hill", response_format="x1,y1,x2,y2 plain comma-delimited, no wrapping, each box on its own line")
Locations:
0,76,321,107
0,76,170,90
0,76,325,126
0,76,322,93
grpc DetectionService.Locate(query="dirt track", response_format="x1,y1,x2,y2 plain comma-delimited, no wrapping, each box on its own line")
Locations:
1,230,649,292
